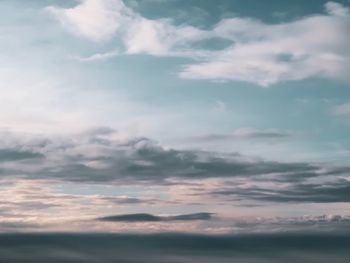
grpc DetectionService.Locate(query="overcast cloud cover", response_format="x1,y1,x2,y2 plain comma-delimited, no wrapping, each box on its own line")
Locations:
1,0,350,261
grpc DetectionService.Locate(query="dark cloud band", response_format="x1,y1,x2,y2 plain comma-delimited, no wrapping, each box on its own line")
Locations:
98,212,213,222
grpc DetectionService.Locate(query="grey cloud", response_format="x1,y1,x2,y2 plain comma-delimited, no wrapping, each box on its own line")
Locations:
98,212,213,222
228,214,350,234
0,200,62,210
0,222,41,232
0,130,322,183
100,196,151,205
37,138,319,183
100,196,179,205
190,129,292,142
0,148,43,162
2,130,350,204
214,180,350,203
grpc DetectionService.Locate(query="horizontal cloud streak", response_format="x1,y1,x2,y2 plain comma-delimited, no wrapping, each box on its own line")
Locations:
213,180,350,203
332,102,350,116
0,148,43,162
189,128,292,142
98,212,213,222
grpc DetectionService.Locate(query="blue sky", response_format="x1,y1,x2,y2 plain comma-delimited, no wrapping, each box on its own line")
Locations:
0,0,350,233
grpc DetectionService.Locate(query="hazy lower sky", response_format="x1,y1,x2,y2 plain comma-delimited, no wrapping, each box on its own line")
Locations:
1,0,350,234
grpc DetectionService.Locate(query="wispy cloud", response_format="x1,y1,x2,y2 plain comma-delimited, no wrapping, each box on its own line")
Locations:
213,179,350,203
47,0,350,86
189,128,292,142
73,49,120,62
180,7,350,86
332,102,350,116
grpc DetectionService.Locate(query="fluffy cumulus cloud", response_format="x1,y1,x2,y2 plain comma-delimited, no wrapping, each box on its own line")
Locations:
46,0,129,41
325,1,350,17
47,0,350,86
124,17,207,56
46,0,207,55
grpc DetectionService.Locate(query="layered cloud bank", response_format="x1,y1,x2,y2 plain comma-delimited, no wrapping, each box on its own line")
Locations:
47,0,350,85
0,128,349,233
0,128,349,193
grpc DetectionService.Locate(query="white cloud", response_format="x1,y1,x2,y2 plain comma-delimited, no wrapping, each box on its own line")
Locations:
333,103,350,115
125,18,171,55
47,0,207,56
124,17,208,56
325,1,350,17
46,0,129,41
47,0,350,86
181,11,350,86
73,49,120,62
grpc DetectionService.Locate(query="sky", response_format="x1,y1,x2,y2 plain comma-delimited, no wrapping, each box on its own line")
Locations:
1,0,350,240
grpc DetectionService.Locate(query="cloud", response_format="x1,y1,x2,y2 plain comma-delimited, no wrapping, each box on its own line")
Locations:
47,0,208,55
190,128,292,142
1,175,350,233
2,129,350,205
0,222,41,232
0,129,337,184
34,137,319,183
213,179,350,203
224,214,350,234
124,16,207,56
231,128,292,139
0,148,43,162
180,10,350,86
73,49,120,62
47,0,207,55
325,1,350,17
46,0,129,41
0,178,190,232
98,212,213,222
332,103,350,116
47,1,350,86
99,196,161,205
